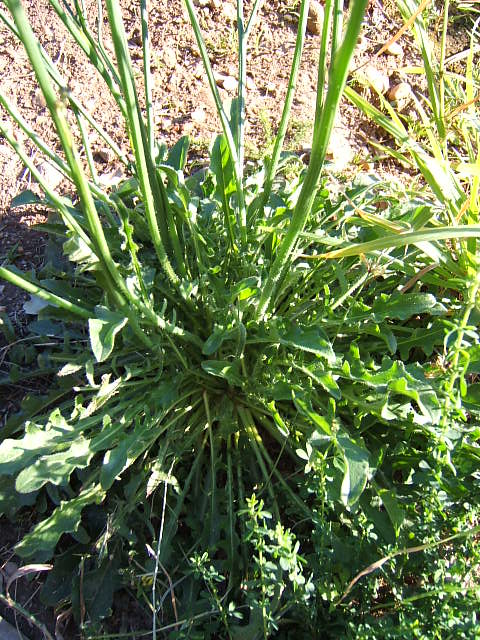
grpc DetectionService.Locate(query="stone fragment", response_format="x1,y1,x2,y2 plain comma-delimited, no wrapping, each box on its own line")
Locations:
326,127,354,172
384,41,403,56
191,62,204,79
362,65,390,94
98,168,123,188
37,161,63,190
223,2,236,21
129,28,142,47
215,73,237,92
307,0,324,35
222,75,237,92
33,88,46,109
191,107,206,124
388,82,412,102
163,46,177,69
94,148,114,163
264,81,277,95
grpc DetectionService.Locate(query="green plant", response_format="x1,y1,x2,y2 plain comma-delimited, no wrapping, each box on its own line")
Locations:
1,0,480,636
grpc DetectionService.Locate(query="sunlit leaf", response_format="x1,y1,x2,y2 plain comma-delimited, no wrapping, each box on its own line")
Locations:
88,306,128,362
337,434,370,506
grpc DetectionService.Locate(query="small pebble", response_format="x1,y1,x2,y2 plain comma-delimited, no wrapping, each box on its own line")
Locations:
264,81,276,95
94,148,114,163
163,46,177,69
215,73,237,92
384,41,403,56
388,82,412,102
33,89,46,110
191,107,206,124
98,168,123,188
326,128,354,172
37,161,63,190
307,0,324,35
129,28,142,47
362,65,390,94
222,75,237,92
223,2,236,21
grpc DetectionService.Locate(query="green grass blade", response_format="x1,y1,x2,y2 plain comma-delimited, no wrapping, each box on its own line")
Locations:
245,0,265,37
75,109,99,185
396,0,445,139
237,0,246,177
344,86,466,213
321,225,480,258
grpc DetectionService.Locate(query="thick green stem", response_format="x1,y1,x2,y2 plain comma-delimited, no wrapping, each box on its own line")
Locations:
331,0,344,55
0,267,92,319
47,0,126,114
141,0,155,157
184,0,247,244
105,0,180,288
259,0,310,211
314,0,334,129
255,0,368,319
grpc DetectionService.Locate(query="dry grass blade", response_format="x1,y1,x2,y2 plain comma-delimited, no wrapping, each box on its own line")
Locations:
5,563,52,596
352,0,432,73
337,524,480,606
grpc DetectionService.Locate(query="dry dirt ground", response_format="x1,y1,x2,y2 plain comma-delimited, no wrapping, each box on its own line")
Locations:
0,0,470,637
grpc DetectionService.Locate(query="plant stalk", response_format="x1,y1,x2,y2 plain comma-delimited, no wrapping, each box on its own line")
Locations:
255,0,369,318
259,0,310,211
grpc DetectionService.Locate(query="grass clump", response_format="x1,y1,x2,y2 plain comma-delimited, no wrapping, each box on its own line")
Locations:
0,0,479,637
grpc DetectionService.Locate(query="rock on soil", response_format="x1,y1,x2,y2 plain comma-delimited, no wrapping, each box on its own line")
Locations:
383,41,403,56
36,161,63,190
362,64,390,94
388,82,412,102
163,46,177,69
222,2,236,21
307,0,324,35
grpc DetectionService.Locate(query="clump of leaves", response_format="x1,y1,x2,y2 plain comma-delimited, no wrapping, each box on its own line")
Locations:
0,0,479,636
